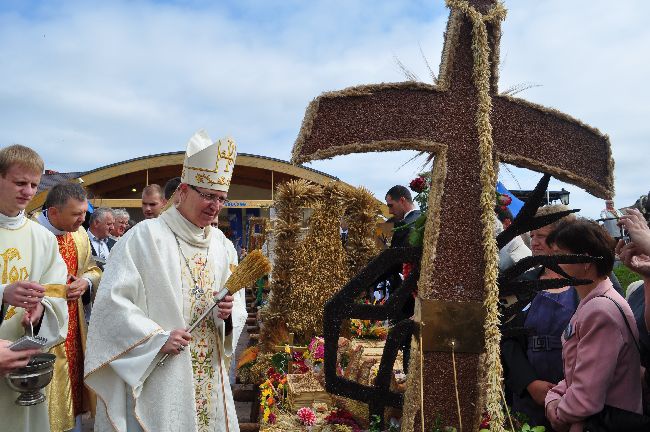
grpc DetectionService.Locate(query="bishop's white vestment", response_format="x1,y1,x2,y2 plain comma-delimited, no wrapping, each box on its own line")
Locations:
84,206,246,432
0,212,69,432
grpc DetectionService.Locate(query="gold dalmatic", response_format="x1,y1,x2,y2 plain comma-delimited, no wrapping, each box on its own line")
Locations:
46,233,84,432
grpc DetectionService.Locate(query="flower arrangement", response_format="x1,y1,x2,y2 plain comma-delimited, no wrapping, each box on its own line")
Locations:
324,408,363,432
308,337,325,361
260,367,288,424
409,173,431,213
297,407,317,426
301,336,325,372
496,191,512,209
495,191,514,223
401,173,432,248
349,319,388,340
291,350,311,374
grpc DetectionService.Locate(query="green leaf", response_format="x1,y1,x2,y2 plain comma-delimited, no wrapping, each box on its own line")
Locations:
408,226,424,247
270,352,290,374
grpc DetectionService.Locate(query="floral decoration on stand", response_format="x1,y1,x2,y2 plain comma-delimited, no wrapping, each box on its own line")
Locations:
303,336,325,373
260,367,288,425
350,319,388,340
297,407,318,426
324,408,363,432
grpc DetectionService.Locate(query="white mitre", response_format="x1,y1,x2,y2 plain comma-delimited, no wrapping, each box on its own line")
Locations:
181,129,237,192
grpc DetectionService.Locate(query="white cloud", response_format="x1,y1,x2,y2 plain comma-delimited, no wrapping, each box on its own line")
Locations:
1,0,648,217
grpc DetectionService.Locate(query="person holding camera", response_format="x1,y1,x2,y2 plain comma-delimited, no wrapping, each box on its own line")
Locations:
618,208,650,413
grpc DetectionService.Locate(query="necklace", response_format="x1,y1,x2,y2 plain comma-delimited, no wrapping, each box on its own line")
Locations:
173,234,211,300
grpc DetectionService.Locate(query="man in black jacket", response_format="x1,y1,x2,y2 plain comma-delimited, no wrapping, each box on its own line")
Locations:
386,185,421,249
385,185,421,372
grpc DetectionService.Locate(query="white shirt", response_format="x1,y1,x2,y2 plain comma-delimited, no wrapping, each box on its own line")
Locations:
87,228,110,261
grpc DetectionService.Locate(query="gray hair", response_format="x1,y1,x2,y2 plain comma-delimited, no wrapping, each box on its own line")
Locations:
534,204,577,231
90,207,113,225
43,182,87,209
111,208,130,221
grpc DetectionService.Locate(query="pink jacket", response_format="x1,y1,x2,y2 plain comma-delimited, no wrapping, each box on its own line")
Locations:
545,278,642,431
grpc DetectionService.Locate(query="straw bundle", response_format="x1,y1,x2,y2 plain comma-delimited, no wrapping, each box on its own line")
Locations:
225,249,271,293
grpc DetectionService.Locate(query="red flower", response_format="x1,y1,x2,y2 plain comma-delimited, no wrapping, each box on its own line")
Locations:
297,407,317,426
498,193,512,206
409,176,427,193
268,412,277,424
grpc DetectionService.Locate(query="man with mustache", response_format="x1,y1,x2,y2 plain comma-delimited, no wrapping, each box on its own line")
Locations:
37,182,102,432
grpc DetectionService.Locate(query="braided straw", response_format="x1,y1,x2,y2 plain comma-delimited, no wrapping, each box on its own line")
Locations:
445,1,507,430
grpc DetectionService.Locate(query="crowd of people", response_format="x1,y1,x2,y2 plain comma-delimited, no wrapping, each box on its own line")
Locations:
0,132,247,432
499,205,650,431
2,134,650,432
381,186,650,431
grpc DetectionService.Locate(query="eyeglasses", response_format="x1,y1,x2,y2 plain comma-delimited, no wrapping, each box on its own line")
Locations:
189,185,229,204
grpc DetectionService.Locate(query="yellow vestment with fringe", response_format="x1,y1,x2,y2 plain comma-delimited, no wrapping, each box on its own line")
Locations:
44,226,101,431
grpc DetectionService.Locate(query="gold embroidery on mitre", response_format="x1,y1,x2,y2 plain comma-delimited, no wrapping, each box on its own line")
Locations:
195,173,231,186
186,139,236,176
216,138,236,173
196,173,219,186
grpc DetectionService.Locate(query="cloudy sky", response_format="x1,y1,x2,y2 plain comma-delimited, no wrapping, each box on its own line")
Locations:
1,0,648,218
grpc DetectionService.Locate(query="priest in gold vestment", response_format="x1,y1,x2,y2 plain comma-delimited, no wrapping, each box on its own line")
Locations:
37,181,102,432
0,144,69,431
85,130,247,432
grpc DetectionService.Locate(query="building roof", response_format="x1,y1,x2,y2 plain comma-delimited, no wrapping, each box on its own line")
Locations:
38,151,337,193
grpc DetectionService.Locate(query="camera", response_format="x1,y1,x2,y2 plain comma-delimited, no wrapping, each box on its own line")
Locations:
620,227,631,244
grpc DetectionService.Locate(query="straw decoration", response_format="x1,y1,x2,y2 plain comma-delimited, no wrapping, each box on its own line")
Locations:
225,249,271,293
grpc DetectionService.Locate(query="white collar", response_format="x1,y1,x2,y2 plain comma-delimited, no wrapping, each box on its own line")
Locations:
87,228,107,243
160,205,211,248
36,211,67,236
403,209,417,220
0,210,27,230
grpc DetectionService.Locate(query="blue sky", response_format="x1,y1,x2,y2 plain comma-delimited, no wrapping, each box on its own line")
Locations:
1,0,648,218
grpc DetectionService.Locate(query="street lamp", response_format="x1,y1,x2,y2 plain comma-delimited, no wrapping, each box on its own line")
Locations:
558,188,570,205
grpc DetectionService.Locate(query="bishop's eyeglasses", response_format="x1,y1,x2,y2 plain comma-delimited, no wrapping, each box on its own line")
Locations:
189,185,229,205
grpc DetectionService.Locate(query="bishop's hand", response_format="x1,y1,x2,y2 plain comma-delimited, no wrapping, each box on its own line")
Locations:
2,281,45,309
160,328,191,355
215,294,234,320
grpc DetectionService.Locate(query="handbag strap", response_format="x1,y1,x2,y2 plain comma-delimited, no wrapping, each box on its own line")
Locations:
598,295,642,355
